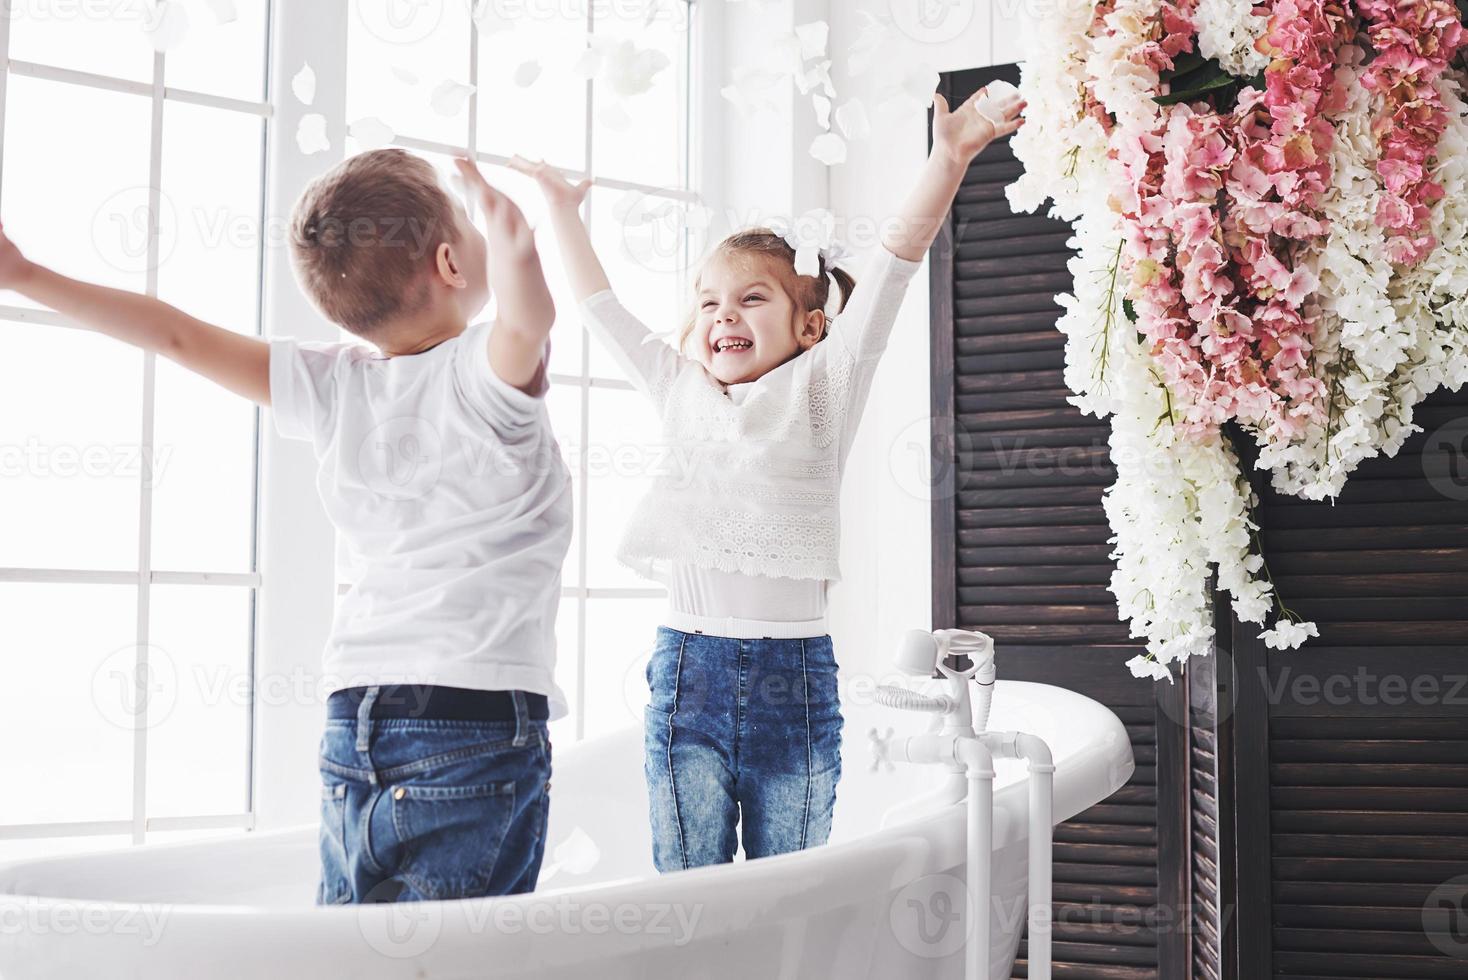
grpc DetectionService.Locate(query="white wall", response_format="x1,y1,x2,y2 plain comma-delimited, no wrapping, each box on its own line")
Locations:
819,1,1028,687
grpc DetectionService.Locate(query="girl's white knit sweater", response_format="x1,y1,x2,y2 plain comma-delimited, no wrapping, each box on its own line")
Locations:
577,242,923,633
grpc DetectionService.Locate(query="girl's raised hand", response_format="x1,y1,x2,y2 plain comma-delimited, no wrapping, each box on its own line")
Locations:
932,85,1026,165
508,155,591,209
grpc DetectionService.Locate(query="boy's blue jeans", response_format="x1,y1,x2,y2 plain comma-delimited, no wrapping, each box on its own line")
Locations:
315,686,551,904
643,627,844,871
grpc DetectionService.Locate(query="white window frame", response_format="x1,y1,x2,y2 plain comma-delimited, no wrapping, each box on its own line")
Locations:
0,6,275,848
0,0,714,848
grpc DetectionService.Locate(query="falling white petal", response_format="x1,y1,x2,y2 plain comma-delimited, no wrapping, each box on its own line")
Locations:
291,63,316,106
570,46,603,80
720,67,784,116
902,66,940,107
430,79,475,116
835,98,871,141
797,59,835,97
204,0,237,24
809,132,846,166
795,20,829,60
514,60,542,87
770,33,805,77
143,0,189,52
812,93,832,129
391,65,419,86
848,10,899,77
348,116,395,149
601,39,671,99
296,113,329,155
598,101,632,132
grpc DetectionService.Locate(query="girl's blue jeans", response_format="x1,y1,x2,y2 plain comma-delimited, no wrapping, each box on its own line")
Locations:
643,626,844,871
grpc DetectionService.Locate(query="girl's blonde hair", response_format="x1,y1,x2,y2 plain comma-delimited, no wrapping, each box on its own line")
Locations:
675,228,858,353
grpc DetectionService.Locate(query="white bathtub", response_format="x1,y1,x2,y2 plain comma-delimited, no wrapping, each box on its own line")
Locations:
0,679,1133,979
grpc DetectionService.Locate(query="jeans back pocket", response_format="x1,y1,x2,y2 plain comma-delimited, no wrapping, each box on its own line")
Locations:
391,780,518,900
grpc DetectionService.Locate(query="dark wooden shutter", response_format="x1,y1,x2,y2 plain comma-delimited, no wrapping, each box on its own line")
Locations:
931,65,1191,979
1222,388,1468,979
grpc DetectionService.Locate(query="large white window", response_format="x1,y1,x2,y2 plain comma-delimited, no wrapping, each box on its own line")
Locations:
0,1,271,860
1,0,699,859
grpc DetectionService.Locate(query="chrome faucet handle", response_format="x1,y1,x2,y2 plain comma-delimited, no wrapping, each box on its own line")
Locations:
868,725,896,772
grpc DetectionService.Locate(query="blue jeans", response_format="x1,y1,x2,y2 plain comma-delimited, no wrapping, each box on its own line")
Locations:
315,686,551,904
643,627,844,871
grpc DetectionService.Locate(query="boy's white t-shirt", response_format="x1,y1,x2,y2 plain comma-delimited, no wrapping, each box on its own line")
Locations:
268,319,573,721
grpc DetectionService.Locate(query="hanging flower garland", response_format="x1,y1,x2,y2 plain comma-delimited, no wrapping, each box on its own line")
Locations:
1008,0,1468,680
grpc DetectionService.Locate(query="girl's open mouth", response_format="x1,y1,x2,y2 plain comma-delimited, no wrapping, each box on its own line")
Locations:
712,337,754,355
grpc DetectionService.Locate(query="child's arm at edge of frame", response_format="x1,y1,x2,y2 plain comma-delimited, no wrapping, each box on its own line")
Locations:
1,220,271,406
880,86,1027,263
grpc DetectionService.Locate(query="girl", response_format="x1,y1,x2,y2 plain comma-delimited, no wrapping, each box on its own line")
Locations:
515,84,1024,871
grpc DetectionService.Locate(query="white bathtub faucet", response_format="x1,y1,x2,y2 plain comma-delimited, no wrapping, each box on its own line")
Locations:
872,628,1056,980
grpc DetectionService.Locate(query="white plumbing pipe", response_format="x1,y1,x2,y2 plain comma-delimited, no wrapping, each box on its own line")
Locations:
893,733,995,980
892,729,1055,980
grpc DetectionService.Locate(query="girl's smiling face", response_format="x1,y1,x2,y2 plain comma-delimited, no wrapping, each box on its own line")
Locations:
688,251,825,385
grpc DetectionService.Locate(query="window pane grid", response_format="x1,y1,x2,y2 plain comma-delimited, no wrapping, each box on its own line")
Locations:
0,3,270,856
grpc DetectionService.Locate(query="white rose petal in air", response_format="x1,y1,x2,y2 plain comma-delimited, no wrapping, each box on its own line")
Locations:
391,65,419,86
812,94,832,129
974,79,1021,127
291,63,316,106
771,33,805,77
835,98,870,141
601,39,671,98
348,116,395,149
903,66,940,107
797,59,835,97
721,67,784,116
296,113,329,155
143,0,189,51
514,60,542,87
809,132,847,166
598,101,632,132
570,46,602,80
795,20,829,61
204,0,237,24
430,79,476,116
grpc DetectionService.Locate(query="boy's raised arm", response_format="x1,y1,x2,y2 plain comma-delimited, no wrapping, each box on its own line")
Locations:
882,85,1026,262
453,157,557,395
0,219,272,406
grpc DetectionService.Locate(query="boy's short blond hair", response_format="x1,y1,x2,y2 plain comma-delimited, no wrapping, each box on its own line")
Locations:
289,148,460,339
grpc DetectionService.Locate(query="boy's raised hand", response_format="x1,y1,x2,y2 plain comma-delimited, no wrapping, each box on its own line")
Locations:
932,85,1026,165
508,155,591,209
453,156,537,259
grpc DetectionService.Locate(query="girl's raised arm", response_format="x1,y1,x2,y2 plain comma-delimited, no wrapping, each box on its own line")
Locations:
513,156,682,405
881,85,1026,262
509,156,609,300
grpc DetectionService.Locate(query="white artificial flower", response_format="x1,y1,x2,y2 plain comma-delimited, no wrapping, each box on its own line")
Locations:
1260,620,1320,650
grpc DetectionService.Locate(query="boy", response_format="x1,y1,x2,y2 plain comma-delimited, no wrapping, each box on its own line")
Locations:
0,148,573,903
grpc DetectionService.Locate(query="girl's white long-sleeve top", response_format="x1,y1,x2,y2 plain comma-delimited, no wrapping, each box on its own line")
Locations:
577,242,923,637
